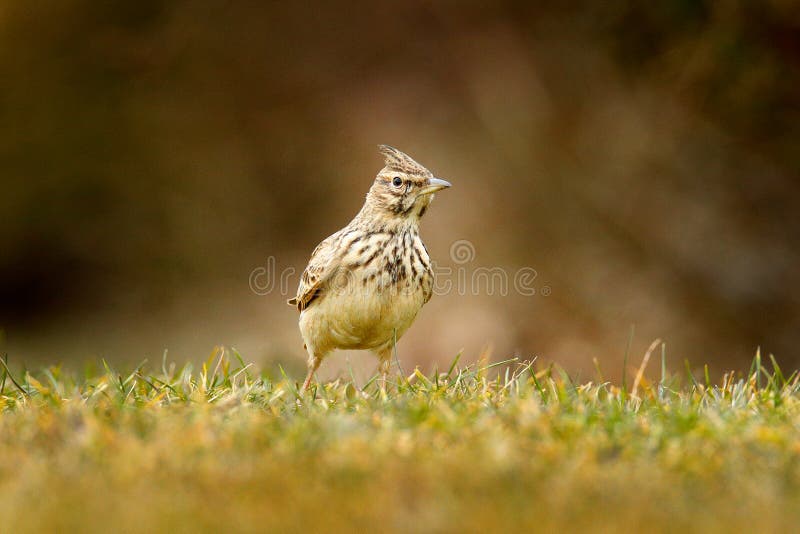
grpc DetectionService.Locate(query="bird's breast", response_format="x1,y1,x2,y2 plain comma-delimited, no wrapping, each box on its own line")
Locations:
301,229,434,351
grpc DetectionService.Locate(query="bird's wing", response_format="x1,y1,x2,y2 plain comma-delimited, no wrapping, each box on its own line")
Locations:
288,230,344,311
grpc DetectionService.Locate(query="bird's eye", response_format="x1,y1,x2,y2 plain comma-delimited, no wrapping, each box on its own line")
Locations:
392,176,403,187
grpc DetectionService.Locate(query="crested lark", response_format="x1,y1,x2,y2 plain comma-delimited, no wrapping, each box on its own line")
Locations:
288,145,451,393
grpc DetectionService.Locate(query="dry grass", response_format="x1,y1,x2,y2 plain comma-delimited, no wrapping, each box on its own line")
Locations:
1,348,799,532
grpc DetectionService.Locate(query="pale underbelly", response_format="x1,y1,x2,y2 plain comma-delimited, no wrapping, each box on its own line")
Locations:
299,283,428,353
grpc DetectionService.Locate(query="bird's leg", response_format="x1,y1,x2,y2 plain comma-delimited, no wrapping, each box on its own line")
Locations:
375,348,393,398
300,352,322,395
379,357,391,393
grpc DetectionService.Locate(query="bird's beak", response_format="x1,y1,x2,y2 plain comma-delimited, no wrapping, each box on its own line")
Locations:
418,177,452,196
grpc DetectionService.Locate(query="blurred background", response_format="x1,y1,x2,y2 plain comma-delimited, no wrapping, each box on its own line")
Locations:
2,1,799,380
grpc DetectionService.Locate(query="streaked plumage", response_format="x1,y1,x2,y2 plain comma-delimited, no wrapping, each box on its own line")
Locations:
289,145,451,392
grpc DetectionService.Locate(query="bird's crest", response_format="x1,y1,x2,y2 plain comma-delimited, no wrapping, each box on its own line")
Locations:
378,145,432,176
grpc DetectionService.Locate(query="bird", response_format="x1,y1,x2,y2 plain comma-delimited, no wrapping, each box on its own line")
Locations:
288,145,451,393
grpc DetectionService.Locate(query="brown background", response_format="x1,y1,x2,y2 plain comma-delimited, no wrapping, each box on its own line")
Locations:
2,1,799,380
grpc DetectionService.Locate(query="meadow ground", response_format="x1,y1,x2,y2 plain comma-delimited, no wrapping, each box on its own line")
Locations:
1,347,799,533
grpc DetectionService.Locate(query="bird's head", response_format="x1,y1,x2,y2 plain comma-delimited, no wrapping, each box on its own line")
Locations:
365,145,451,221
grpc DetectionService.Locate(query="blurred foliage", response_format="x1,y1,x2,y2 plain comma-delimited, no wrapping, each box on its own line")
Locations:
1,1,799,372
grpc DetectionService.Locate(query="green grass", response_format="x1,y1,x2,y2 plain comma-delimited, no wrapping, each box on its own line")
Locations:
1,348,800,532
